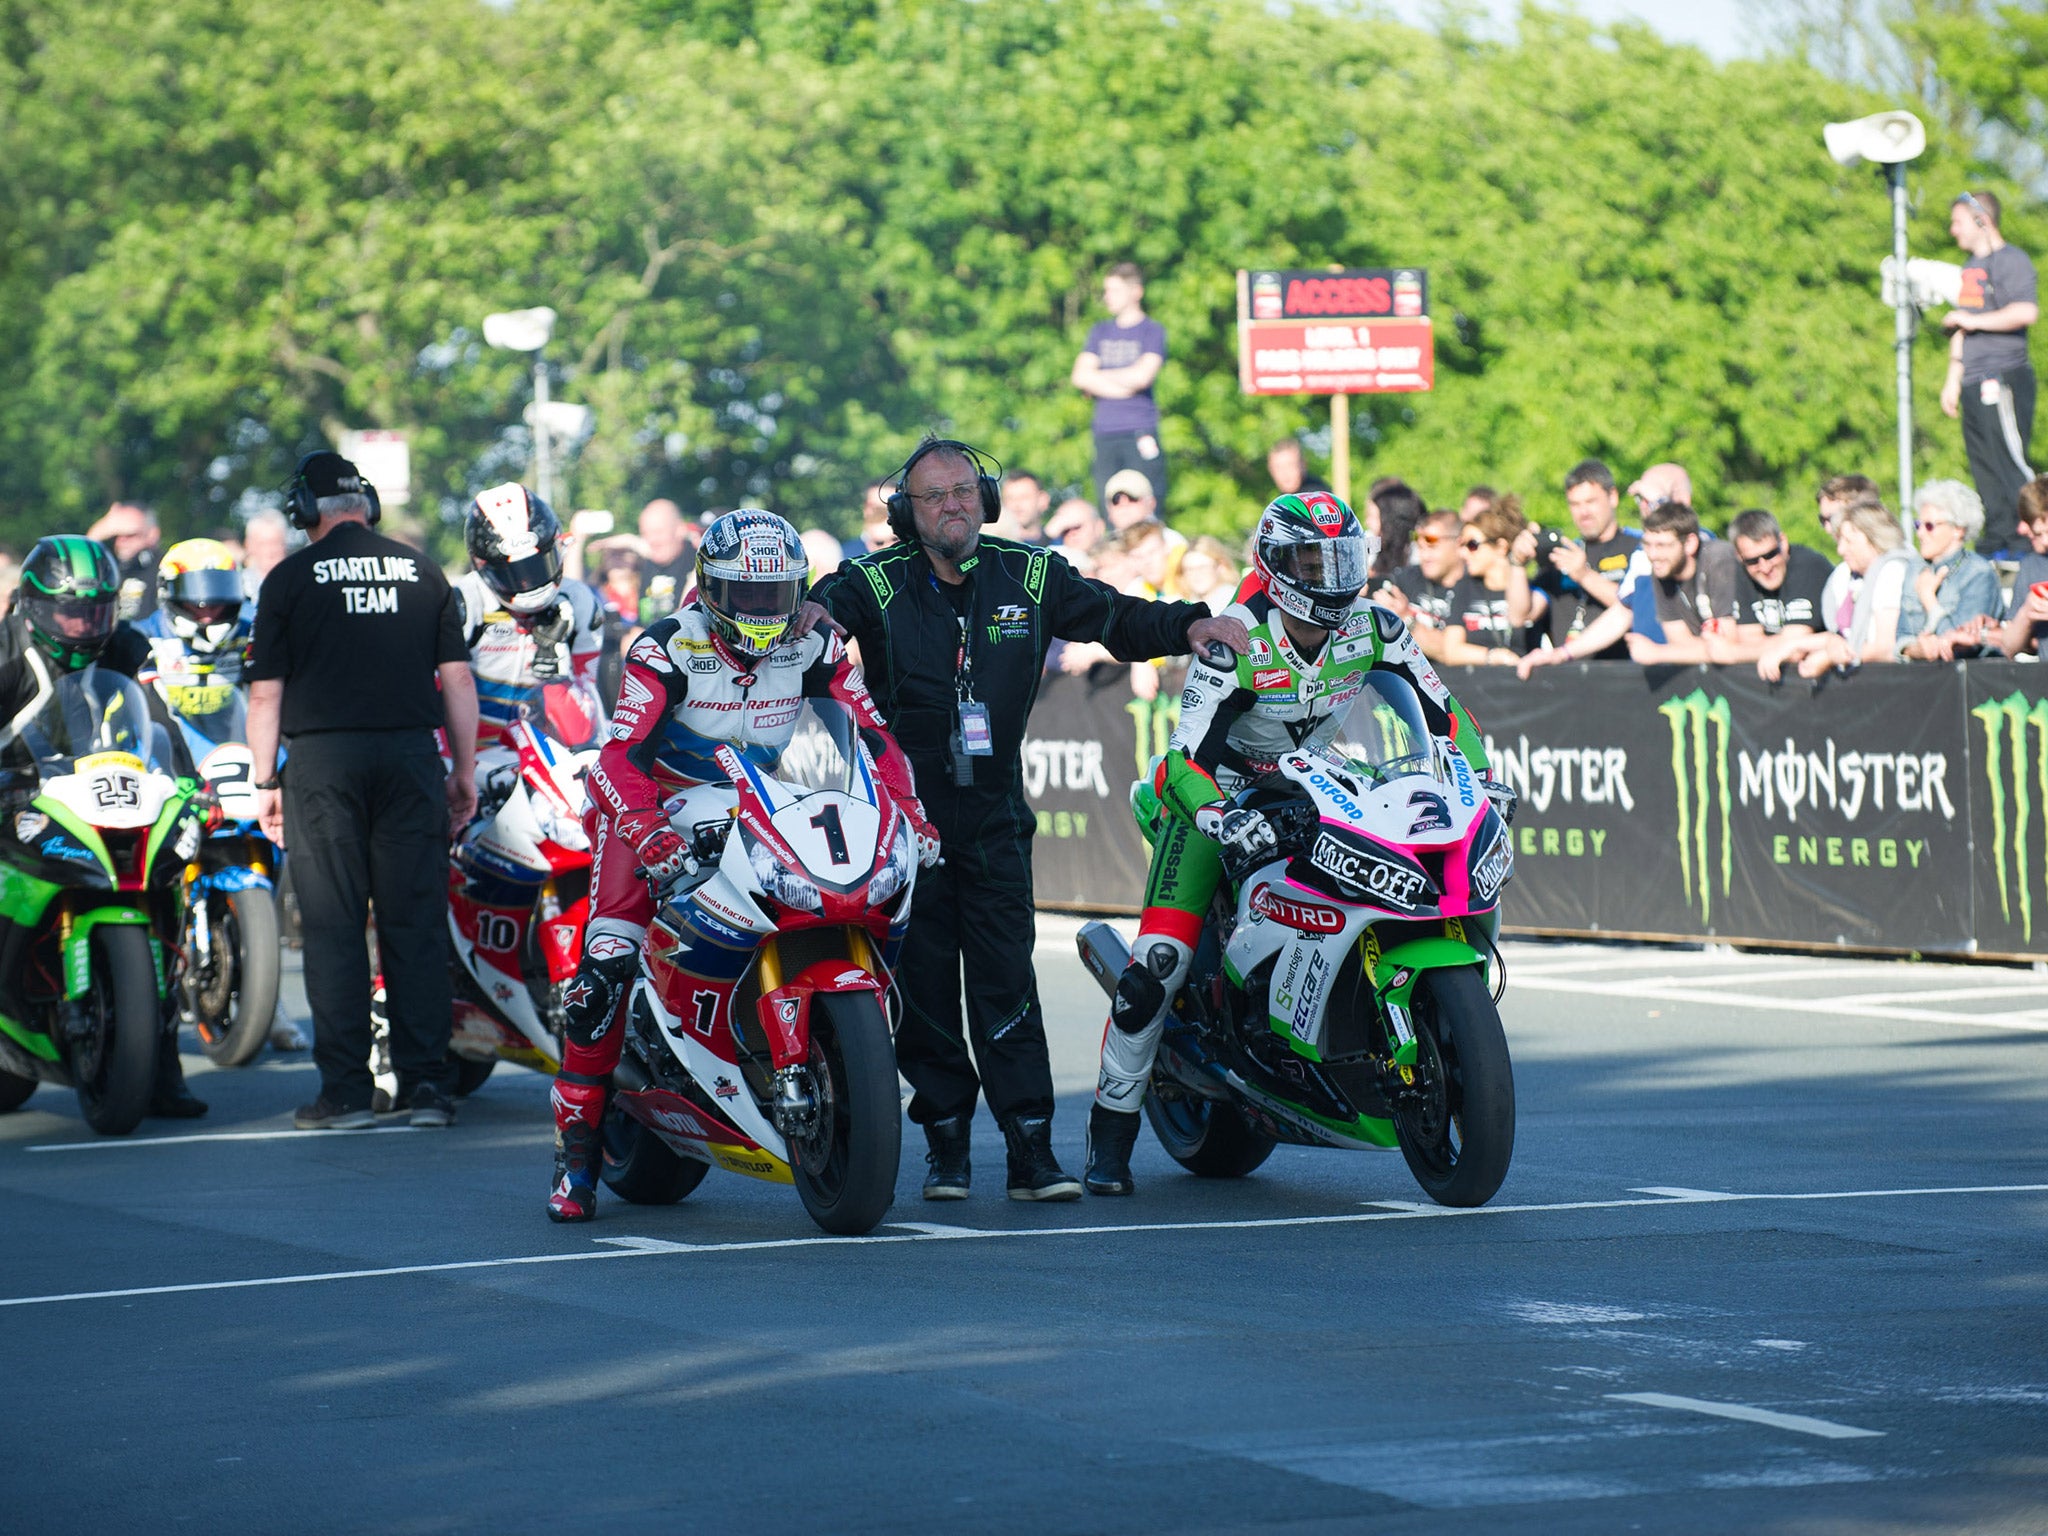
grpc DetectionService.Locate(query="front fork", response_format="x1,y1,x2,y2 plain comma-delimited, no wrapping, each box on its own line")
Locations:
1365,912,1497,1079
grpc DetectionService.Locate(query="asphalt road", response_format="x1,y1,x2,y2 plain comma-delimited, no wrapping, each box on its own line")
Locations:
3,921,2046,1534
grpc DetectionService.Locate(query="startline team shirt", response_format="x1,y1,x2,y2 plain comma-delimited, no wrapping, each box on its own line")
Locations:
1735,542,1832,634
1083,316,1167,436
246,521,467,736
1957,244,2038,384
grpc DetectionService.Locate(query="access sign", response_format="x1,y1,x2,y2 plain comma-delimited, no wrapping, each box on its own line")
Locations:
1236,269,1435,396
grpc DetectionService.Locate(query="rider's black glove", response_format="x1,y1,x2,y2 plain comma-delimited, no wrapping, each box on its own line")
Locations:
526,601,574,680
1481,775,1518,826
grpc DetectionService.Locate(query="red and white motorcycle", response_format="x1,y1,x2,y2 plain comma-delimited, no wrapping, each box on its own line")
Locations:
603,703,918,1235
371,718,594,1106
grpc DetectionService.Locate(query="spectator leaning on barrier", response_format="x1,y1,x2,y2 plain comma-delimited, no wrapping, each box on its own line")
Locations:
1759,503,1916,681
1711,508,1831,663
1073,262,1169,512
1538,459,1640,659
1941,190,2038,555
1376,507,1463,657
246,451,478,1131
1992,476,2048,658
1898,479,2002,659
1620,502,1741,663
1438,499,1535,665
1816,473,1883,629
1267,437,1330,497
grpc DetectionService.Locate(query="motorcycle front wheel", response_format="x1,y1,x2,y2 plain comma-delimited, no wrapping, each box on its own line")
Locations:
74,924,160,1136
788,990,900,1235
1393,965,1514,1208
191,889,281,1068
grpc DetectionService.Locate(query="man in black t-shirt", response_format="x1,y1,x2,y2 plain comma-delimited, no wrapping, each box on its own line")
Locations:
1942,191,2039,554
1536,459,1640,659
246,452,478,1132
1719,509,1830,663
1374,508,1462,661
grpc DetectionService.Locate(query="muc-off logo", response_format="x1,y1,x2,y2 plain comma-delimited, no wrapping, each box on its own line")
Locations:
1973,691,2048,941
1660,689,1732,922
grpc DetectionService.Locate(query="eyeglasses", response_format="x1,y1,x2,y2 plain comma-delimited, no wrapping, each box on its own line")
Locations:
1459,536,1487,552
1738,541,1786,569
1916,518,1954,533
1109,491,1146,505
1412,531,1452,548
909,482,982,510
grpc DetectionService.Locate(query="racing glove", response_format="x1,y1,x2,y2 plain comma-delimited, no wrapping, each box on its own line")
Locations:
613,807,697,884
903,801,942,869
525,601,574,681
1480,774,1519,826
1195,803,1279,880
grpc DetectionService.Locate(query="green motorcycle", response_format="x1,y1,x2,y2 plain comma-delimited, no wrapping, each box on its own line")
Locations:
0,668,205,1134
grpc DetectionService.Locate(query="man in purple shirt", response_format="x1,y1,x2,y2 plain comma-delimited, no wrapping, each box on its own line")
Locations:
1071,262,1169,515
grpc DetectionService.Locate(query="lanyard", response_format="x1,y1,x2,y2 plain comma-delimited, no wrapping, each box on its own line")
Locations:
933,571,976,703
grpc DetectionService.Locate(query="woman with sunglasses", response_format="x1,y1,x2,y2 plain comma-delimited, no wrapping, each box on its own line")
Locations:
1437,500,1539,666
1897,480,2002,660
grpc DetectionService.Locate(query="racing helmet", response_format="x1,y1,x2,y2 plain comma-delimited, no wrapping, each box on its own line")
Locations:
157,537,245,654
465,483,563,615
695,510,809,659
1252,491,1378,629
18,535,121,672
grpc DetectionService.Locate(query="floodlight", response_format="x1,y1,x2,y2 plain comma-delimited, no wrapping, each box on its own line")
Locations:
526,400,595,444
1823,111,1926,168
483,306,558,353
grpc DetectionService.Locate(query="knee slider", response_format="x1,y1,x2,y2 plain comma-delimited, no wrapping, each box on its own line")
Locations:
1110,963,1167,1035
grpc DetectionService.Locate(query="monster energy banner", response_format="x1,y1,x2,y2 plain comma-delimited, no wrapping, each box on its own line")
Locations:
1027,659,2048,959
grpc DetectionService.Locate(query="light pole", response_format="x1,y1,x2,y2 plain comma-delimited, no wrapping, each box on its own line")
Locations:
483,306,558,505
1824,111,1927,519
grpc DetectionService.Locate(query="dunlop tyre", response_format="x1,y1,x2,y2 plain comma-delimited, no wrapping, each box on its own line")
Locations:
74,924,159,1136
602,1103,710,1205
1393,966,1514,1207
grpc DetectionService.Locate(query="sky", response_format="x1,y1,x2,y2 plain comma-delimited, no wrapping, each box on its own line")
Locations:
1380,0,1759,62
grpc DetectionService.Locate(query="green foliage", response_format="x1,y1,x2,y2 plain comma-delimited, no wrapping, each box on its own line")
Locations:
0,0,2024,560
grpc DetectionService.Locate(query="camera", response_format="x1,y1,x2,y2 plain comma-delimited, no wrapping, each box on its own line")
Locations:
1532,527,1566,563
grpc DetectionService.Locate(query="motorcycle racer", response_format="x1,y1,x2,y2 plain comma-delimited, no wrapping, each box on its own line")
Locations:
2,536,207,1116
456,483,606,751
546,509,938,1222
136,538,252,674
1085,492,1508,1196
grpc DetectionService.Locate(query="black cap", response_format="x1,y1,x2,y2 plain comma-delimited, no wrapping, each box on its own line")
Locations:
297,451,370,499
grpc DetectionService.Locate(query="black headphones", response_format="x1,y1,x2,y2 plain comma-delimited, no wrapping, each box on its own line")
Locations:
885,438,1002,543
284,454,383,531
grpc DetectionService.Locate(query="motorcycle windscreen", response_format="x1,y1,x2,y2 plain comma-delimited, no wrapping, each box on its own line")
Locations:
1329,673,1436,785
15,667,160,775
771,699,865,795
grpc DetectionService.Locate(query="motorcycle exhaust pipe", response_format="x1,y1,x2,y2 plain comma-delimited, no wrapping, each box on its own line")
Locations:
613,1051,653,1095
1075,920,1131,1000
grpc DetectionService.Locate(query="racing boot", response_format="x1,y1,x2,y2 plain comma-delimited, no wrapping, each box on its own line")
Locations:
921,1115,972,1200
546,1071,608,1222
1000,1113,1082,1202
1084,1103,1141,1196
148,1014,207,1119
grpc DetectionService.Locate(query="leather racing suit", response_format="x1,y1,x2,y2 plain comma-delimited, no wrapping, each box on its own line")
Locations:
1096,589,1492,1110
452,571,606,751
550,604,930,1141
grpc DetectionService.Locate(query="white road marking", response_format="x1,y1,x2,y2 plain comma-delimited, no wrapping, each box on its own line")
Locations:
1630,1187,1735,1201
1606,1392,1883,1440
1511,974,2048,1032
25,1125,420,1152
888,1222,984,1237
4,1181,2046,1310
1828,982,2048,1006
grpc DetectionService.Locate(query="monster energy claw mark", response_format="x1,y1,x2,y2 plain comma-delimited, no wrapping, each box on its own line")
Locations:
1973,691,2048,941
1659,689,1732,923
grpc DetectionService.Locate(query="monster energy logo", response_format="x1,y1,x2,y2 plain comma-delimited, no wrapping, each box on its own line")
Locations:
1972,690,2048,941
1659,689,1732,922
1126,692,1178,781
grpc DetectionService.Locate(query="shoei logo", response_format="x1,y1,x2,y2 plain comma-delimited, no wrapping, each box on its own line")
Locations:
1974,691,2048,941
1661,689,1733,923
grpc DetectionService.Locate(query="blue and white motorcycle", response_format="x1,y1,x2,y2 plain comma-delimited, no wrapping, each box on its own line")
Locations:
160,671,281,1067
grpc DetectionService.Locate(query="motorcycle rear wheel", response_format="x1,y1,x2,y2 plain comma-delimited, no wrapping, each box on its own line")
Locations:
453,1056,496,1096
0,1068,35,1112
192,890,281,1068
74,925,160,1136
1145,1087,1276,1178
789,991,901,1235
602,1104,710,1205
1392,966,1514,1208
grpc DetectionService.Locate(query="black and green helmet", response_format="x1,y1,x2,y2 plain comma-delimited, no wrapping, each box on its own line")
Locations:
19,535,121,671
1252,491,1379,629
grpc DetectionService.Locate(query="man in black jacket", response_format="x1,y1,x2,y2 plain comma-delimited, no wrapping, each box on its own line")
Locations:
814,439,1246,1201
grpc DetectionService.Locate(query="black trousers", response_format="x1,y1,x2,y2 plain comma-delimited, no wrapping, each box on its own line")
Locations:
1960,364,2036,555
1092,430,1169,514
284,730,452,1108
895,796,1054,1126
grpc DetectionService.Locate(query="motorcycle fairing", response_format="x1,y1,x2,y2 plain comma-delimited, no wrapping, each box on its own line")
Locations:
756,957,885,1070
